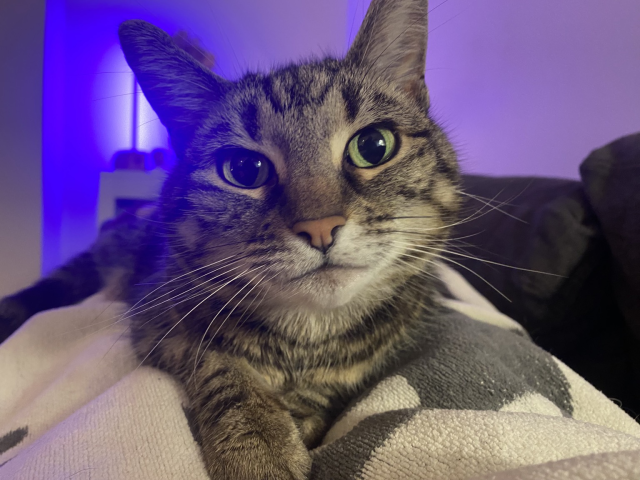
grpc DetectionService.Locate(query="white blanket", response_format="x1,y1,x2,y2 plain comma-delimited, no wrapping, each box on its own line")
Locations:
1,266,639,479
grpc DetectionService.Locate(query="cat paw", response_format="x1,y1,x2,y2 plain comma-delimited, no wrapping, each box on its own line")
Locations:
205,439,311,480
199,406,311,480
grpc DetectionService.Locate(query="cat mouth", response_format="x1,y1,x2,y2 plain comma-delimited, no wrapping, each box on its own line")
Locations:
277,263,373,309
289,264,367,282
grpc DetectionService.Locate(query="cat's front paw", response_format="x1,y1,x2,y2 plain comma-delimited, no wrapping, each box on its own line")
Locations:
198,400,311,480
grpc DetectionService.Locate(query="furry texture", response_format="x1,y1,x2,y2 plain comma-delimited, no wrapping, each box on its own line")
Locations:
0,0,462,478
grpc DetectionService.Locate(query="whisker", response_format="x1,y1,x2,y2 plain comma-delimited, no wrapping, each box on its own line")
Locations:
387,189,516,232
86,262,246,337
136,266,258,371
192,270,276,384
457,190,527,224
231,274,273,331
120,263,248,324
429,0,452,14
211,268,272,339
124,254,240,316
192,265,268,375
385,229,485,243
391,240,564,278
236,280,274,331
92,91,140,101
99,269,248,361
393,256,442,283
71,258,248,342
137,117,160,128
124,257,249,317
428,9,465,35
389,245,511,302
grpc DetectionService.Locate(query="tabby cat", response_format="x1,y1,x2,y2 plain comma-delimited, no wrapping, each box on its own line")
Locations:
0,0,460,477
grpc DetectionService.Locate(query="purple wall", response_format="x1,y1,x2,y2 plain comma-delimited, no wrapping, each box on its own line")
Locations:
349,0,640,178
424,0,640,178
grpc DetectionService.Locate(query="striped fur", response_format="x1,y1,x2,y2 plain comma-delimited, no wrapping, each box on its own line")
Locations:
0,0,461,478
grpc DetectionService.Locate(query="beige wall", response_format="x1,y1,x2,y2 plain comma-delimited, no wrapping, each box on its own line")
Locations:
0,0,45,296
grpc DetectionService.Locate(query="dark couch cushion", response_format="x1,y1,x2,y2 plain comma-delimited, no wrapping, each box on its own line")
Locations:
580,132,640,413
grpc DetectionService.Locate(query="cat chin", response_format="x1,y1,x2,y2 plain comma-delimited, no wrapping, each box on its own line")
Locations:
278,266,372,311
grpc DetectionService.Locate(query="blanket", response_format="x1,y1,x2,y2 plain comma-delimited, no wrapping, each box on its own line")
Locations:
1,264,639,479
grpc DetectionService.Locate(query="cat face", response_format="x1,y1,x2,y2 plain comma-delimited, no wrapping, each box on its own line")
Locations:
120,0,460,319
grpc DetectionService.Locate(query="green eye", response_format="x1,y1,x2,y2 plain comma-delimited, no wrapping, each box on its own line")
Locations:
346,127,397,168
217,149,273,189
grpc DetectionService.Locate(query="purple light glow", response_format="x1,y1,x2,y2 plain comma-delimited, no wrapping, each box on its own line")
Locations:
42,0,347,273
41,0,65,275
136,82,170,153
92,44,135,164
92,44,169,166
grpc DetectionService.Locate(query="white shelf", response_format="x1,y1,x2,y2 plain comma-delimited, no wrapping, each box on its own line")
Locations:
97,169,166,227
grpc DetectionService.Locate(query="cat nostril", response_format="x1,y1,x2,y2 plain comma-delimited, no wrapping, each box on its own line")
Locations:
296,231,313,244
330,224,343,240
292,215,347,252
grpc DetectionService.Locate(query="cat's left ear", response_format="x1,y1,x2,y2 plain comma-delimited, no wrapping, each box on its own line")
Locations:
345,0,428,99
119,20,230,154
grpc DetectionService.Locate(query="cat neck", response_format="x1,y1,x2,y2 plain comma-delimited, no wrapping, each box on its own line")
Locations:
238,271,440,347
217,272,442,387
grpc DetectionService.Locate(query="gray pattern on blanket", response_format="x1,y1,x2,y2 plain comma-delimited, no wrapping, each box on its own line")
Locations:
310,308,574,479
400,312,572,414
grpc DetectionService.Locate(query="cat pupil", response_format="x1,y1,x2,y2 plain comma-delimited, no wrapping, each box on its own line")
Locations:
230,155,263,187
357,129,387,165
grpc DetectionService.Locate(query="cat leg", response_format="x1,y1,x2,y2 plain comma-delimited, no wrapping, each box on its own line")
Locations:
279,387,338,448
0,252,103,343
182,352,311,480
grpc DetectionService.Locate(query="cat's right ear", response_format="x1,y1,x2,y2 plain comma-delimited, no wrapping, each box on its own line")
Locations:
345,0,428,100
119,20,230,153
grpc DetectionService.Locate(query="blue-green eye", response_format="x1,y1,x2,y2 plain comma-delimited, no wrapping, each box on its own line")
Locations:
218,149,273,189
346,127,397,168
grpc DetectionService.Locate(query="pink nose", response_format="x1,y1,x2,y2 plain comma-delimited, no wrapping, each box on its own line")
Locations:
292,216,346,252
